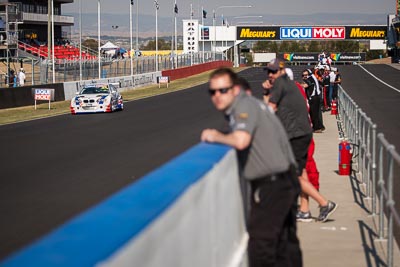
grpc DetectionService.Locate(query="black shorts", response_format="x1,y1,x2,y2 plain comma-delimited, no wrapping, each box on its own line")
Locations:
290,133,312,176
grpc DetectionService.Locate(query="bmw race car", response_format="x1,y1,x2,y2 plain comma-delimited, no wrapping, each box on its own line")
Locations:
70,84,124,114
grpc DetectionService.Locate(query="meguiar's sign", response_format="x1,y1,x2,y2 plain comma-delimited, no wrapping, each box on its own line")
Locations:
346,26,387,39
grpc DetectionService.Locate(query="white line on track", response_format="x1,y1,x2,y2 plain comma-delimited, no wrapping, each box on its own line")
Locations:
357,64,400,93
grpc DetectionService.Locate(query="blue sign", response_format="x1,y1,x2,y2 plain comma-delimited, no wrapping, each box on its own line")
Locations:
281,27,312,39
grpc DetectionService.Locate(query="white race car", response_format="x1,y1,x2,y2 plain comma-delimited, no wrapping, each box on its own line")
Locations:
70,84,124,114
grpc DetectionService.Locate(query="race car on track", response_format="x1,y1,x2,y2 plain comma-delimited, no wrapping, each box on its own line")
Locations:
70,84,124,114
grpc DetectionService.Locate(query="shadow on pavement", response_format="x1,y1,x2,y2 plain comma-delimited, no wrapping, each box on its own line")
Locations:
349,171,370,214
358,220,387,267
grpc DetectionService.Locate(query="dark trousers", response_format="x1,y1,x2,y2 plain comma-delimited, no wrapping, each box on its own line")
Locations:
309,95,324,131
332,84,339,100
248,170,302,267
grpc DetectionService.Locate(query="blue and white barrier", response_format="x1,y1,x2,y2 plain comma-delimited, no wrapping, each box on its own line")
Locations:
1,143,248,267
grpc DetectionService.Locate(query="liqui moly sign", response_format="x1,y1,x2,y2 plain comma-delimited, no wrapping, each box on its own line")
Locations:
280,27,345,39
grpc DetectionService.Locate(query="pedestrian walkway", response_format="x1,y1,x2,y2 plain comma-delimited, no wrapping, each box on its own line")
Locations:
298,111,400,267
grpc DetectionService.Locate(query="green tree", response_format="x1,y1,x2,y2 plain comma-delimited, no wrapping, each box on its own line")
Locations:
141,39,171,50
253,41,270,52
288,41,303,52
83,39,100,52
307,41,320,52
279,41,290,53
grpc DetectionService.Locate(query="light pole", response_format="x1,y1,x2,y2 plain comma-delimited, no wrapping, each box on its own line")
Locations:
213,5,251,61
136,0,139,74
174,0,178,69
112,25,118,47
129,0,133,76
136,0,139,52
201,6,205,63
98,0,101,79
155,0,159,72
47,0,51,83
79,0,82,82
51,0,55,83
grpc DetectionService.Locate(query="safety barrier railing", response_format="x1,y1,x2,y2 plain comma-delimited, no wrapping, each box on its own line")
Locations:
338,86,400,267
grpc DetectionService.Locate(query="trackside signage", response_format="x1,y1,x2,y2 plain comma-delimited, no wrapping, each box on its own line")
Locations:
33,88,55,110
278,52,366,62
236,25,387,40
237,27,280,40
280,27,345,39
345,26,387,39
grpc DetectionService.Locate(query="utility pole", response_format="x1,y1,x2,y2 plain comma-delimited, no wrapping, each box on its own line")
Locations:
47,0,51,82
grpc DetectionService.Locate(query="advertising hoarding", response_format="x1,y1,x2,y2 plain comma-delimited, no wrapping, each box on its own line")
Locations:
278,52,366,62
345,26,387,39
280,27,345,39
236,26,387,41
236,26,280,40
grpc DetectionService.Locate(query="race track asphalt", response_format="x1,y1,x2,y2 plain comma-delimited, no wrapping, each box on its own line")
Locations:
340,64,400,150
0,81,229,259
1,65,399,260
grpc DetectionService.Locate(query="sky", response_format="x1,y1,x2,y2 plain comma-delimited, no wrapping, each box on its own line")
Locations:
62,0,397,18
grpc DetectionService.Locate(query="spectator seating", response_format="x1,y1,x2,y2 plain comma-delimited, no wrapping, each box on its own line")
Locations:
18,41,97,61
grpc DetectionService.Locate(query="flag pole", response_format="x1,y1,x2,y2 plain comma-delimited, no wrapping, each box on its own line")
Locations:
174,1,178,68
190,4,193,66
130,0,133,76
155,1,159,72
201,7,205,63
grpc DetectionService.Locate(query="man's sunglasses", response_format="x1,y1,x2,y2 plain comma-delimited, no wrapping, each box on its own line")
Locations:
302,74,309,77
267,70,278,74
208,87,232,96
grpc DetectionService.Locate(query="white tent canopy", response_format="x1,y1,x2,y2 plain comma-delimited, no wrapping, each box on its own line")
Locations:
100,41,119,50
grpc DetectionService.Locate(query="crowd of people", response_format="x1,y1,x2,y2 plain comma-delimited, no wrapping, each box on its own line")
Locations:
201,59,340,266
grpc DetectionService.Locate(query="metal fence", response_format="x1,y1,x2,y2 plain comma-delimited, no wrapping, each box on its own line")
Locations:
0,51,221,87
338,86,400,267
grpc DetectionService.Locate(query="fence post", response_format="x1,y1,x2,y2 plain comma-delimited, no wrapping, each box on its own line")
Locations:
377,134,385,240
371,124,377,215
387,145,395,267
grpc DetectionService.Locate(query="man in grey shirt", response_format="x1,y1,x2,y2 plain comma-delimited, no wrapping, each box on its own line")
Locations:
201,68,302,267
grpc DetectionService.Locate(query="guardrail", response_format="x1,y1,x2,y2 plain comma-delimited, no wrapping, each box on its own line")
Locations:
338,86,400,267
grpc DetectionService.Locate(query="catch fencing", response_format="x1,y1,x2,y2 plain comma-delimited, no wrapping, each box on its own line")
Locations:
0,51,220,88
338,86,400,267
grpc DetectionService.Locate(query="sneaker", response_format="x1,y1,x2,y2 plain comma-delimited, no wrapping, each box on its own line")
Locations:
296,211,313,222
318,201,338,222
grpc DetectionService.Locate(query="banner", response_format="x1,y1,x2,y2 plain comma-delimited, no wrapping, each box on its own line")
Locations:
34,88,54,101
329,52,366,62
201,27,209,40
236,25,387,40
236,26,280,40
278,53,318,62
277,52,366,62
345,26,387,40
280,27,345,40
